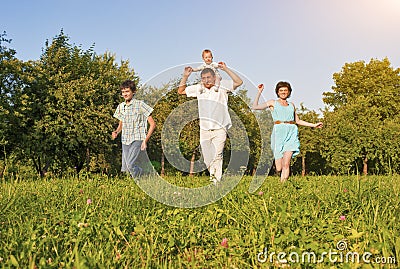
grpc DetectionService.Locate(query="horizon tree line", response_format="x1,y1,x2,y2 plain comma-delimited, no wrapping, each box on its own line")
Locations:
1,31,399,178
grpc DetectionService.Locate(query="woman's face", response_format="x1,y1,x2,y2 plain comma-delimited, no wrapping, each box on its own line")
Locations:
277,87,290,99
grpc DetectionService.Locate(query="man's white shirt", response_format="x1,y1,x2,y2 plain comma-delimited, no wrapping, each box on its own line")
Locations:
185,80,234,131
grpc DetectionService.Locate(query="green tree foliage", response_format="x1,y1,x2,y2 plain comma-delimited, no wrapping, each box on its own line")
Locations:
0,32,25,155
147,84,266,176
9,31,136,176
136,83,171,175
228,89,266,175
378,115,400,173
148,81,201,176
5,30,400,177
322,58,400,174
292,104,325,175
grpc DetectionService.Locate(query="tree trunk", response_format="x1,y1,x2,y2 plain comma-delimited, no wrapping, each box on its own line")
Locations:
0,164,4,179
160,152,165,177
32,156,46,178
301,155,306,176
32,156,40,177
363,156,368,175
189,149,196,177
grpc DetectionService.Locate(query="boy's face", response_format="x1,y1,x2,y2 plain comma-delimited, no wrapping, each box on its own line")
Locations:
121,87,135,102
202,52,213,65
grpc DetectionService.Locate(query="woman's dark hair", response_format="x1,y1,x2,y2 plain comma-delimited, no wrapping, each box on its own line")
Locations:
120,80,137,93
275,81,292,98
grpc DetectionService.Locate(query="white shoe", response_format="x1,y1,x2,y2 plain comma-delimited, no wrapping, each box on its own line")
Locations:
210,175,217,185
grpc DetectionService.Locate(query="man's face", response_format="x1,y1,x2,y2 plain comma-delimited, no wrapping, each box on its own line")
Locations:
121,87,134,101
201,72,216,89
202,52,213,65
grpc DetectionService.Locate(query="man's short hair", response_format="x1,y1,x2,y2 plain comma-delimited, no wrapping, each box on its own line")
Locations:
200,68,215,77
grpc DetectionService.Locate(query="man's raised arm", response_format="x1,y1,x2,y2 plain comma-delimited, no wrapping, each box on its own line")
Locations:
177,66,193,95
218,62,243,90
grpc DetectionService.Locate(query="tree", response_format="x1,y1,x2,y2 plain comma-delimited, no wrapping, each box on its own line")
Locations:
149,82,202,177
228,89,266,175
147,83,266,177
294,104,324,176
378,115,400,174
0,32,23,153
322,58,400,175
136,83,171,176
12,30,136,176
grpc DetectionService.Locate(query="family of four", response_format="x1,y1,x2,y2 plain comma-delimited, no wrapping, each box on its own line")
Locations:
112,49,323,183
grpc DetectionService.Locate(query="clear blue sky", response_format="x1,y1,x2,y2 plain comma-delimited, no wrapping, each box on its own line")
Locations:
2,0,400,111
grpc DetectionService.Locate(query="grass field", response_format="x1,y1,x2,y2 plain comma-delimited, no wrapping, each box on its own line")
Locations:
0,175,399,268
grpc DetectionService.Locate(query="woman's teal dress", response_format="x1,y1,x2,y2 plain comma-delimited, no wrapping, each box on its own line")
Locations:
270,101,300,159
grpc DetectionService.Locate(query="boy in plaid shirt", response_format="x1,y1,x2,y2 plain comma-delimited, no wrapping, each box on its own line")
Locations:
112,80,156,178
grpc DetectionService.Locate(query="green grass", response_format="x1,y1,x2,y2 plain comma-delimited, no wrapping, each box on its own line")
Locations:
0,175,399,268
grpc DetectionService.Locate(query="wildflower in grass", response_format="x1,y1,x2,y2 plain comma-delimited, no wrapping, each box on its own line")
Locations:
78,222,89,228
116,252,121,260
79,189,83,194
343,188,348,193
220,238,229,248
87,198,92,205
339,215,346,221
258,191,264,196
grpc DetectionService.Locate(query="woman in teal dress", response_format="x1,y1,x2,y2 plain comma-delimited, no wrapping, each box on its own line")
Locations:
252,81,323,182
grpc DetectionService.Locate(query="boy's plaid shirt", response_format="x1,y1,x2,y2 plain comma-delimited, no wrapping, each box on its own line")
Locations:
113,99,153,145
